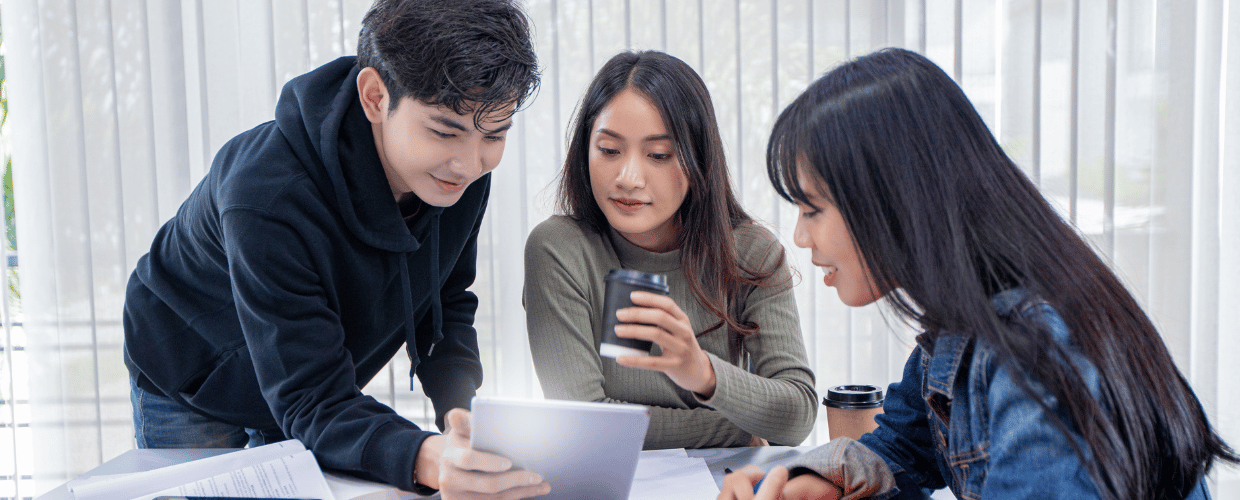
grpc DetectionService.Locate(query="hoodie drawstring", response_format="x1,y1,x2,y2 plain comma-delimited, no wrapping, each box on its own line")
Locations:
404,214,443,390
428,215,443,344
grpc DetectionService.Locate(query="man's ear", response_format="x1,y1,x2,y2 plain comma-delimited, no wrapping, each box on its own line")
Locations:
357,67,388,124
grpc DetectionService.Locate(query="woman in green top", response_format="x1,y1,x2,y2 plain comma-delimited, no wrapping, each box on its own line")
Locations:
523,50,817,449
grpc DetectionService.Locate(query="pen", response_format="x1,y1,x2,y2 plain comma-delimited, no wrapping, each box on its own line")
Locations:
720,467,763,494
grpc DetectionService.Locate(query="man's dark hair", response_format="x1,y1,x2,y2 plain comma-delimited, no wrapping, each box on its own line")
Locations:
356,0,539,127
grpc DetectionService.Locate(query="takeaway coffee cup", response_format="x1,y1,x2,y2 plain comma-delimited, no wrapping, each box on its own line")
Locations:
599,269,670,358
823,385,884,440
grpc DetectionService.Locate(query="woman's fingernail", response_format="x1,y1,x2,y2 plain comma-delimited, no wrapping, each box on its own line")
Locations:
529,474,543,484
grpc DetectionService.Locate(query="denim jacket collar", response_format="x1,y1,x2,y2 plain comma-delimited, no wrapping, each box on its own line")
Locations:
920,288,1031,400
923,335,969,399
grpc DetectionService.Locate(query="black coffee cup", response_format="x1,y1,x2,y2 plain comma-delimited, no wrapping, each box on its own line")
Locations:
599,269,670,358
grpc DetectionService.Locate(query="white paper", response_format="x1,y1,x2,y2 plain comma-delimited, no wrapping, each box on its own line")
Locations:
70,440,320,500
637,448,688,460
133,450,335,500
628,452,719,500
323,472,428,500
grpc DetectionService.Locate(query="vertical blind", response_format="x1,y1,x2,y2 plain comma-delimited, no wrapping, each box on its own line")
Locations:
1,0,1236,498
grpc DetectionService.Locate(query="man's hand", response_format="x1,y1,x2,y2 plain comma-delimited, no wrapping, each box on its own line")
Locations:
415,408,551,499
717,465,843,500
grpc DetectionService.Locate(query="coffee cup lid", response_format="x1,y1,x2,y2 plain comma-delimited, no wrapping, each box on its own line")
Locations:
823,384,884,409
605,269,669,293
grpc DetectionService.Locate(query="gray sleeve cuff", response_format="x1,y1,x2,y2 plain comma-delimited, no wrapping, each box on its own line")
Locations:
786,437,900,500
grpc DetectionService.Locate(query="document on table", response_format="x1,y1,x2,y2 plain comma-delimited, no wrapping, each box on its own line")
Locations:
629,448,720,500
138,450,333,500
70,440,336,500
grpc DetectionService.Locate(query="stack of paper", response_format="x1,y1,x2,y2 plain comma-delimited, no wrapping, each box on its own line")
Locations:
70,441,344,500
629,449,720,500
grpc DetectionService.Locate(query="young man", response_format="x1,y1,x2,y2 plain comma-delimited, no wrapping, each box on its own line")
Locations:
123,0,545,497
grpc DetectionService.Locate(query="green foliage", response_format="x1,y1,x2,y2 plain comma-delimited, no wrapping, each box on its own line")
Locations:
3,69,13,252
0,17,18,302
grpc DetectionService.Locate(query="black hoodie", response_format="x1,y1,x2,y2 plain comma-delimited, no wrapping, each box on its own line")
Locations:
123,56,485,490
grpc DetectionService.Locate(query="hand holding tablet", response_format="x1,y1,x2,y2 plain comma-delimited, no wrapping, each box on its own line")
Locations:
433,408,551,500
470,396,651,500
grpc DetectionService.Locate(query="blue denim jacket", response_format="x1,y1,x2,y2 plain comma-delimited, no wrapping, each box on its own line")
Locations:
851,289,1212,499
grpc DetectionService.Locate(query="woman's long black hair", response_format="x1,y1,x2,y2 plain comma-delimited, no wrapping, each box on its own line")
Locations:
559,50,781,336
766,47,1237,499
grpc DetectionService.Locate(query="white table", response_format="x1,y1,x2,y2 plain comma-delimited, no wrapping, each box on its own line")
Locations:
38,446,953,499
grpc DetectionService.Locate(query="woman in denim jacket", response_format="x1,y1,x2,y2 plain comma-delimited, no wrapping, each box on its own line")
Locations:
720,48,1238,500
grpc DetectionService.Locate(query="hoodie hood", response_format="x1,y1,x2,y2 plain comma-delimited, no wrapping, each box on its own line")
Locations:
272,56,447,358
274,55,445,253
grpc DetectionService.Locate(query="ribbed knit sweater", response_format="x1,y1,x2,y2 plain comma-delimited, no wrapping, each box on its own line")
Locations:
523,215,817,449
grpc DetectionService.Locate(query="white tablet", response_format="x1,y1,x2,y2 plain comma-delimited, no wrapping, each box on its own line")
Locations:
471,396,650,500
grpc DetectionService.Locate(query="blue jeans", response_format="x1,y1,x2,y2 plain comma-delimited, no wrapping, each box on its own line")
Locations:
130,378,285,449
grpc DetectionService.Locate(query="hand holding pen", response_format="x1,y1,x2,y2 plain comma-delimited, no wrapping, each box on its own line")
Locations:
717,465,843,500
